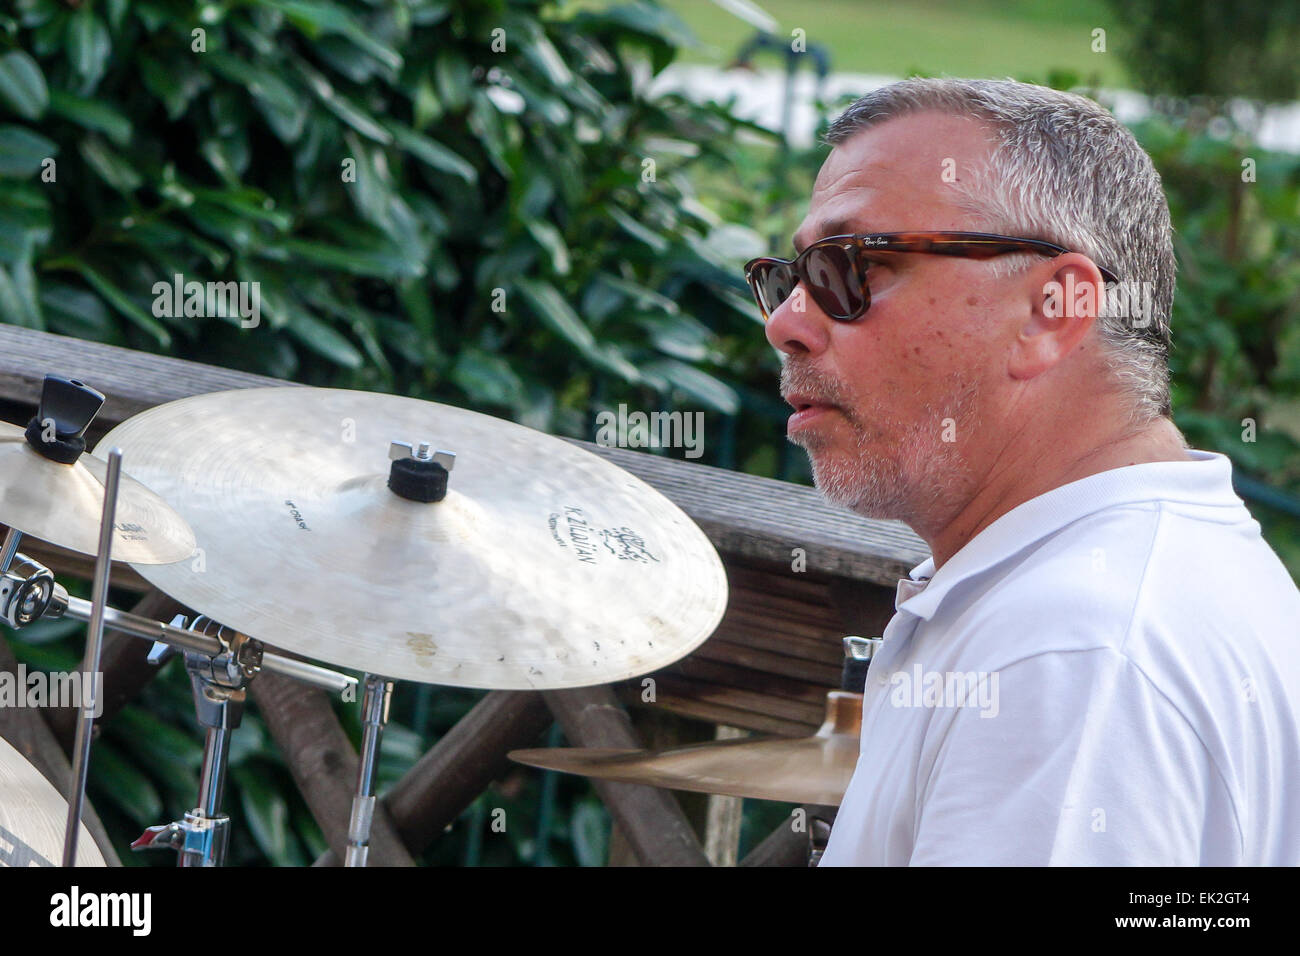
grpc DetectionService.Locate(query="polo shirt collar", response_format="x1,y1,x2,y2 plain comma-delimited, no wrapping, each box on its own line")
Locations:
893,450,1237,620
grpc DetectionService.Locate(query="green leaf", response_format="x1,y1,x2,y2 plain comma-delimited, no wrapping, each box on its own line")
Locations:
0,124,56,177
74,263,172,346
571,799,608,867
0,264,34,328
285,309,365,367
0,50,48,120
86,743,162,827
643,358,739,413
67,7,111,90
451,347,525,407
607,205,670,252
388,121,476,183
525,219,570,275
79,136,143,191
279,238,420,279
266,0,403,72
48,90,131,146
41,282,113,339
434,49,471,111
234,765,300,866
517,278,595,351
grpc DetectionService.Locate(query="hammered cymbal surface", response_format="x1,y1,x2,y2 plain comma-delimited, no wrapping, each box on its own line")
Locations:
0,421,195,564
98,387,727,688
0,735,106,867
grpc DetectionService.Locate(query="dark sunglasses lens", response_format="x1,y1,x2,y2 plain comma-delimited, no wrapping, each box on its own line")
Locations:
754,262,797,316
804,244,866,319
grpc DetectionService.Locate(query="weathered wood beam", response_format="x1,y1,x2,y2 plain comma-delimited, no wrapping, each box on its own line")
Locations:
739,805,837,867
249,671,413,867
0,633,121,865
312,690,552,866
542,686,709,867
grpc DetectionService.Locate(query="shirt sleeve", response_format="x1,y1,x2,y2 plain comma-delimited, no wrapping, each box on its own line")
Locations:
906,647,1242,865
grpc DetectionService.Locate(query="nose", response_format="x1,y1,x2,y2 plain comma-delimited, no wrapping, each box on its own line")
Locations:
763,282,832,357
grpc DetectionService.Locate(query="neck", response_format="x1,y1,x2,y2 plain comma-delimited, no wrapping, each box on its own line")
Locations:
919,414,1189,571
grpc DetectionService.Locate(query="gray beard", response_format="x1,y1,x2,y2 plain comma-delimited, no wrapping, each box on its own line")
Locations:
783,364,980,525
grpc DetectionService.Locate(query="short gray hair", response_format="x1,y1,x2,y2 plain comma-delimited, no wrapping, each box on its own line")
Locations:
826,78,1176,422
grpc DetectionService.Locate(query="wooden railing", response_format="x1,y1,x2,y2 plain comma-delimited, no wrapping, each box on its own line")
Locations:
0,324,929,866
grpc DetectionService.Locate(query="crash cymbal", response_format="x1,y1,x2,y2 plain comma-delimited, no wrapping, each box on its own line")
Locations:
0,735,106,867
98,386,728,689
0,421,196,565
510,691,862,805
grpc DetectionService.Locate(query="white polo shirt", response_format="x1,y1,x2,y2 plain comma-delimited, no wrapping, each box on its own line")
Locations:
819,450,1300,866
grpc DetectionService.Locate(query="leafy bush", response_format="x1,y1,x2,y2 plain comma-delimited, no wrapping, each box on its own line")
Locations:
0,0,781,447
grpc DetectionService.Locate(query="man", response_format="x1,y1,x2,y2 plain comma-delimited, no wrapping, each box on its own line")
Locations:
747,78,1300,865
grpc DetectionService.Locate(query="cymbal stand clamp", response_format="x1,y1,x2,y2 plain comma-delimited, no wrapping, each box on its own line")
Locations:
133,616,262,867
345,673,395,867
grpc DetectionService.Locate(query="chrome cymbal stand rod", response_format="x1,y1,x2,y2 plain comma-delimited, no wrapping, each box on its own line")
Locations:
62,448,122,866
0,527,22,574
131,617,262,867
345,673,394,867
58,596,357,695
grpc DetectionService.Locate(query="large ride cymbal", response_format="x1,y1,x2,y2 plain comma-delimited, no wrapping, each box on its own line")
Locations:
510,691,861,805
0,421,196,565
98,387,728,689
0,735,106,867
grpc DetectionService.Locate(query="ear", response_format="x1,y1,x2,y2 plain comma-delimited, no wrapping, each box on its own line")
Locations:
1008,254,1106,381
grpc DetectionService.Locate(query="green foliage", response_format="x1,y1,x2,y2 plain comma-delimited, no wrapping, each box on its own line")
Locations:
1102,0,1300,101
0,0,779,448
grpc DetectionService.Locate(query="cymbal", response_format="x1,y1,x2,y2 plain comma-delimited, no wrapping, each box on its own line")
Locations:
510,691,862,805
98,386,728,689
0,735,106,867
0,421,196,565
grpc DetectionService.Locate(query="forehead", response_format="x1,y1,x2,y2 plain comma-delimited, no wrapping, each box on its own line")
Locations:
795,110,996,249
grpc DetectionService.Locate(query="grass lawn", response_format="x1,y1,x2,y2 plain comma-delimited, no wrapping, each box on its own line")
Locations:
660,0,1131,87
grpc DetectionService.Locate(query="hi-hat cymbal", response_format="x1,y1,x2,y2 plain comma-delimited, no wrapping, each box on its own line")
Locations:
0,735,106,867
0,421,196,565
510,691,862,805
98,387,728,689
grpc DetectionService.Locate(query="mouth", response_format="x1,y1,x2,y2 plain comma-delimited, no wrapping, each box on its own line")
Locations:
783,392,840,431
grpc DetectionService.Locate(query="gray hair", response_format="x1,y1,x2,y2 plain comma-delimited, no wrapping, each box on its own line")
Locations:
825,78,1176,423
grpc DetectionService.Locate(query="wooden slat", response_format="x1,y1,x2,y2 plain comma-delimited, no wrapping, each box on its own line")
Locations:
614,683,814,737
543,687,709,866
0,325,929,584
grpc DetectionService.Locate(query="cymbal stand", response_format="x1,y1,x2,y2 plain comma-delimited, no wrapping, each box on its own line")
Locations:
62,448,122,866
345,673,394,867
806,636,884,867
131,616,263,867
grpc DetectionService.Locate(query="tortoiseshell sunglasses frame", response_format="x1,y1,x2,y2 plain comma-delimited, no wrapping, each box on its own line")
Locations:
744,231,1121,322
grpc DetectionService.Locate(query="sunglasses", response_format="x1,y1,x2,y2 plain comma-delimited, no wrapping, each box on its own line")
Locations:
744,231,1121,322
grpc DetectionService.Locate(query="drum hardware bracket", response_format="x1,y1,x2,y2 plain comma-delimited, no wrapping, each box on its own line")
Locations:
345,672,395,867
134,615,262,867
132,809,230,866
0,552,69,629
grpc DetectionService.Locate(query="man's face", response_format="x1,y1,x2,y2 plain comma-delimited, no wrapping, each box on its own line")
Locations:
764,111,1010,525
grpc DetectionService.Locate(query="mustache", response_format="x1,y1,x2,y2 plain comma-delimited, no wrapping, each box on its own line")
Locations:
780,361,853,409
